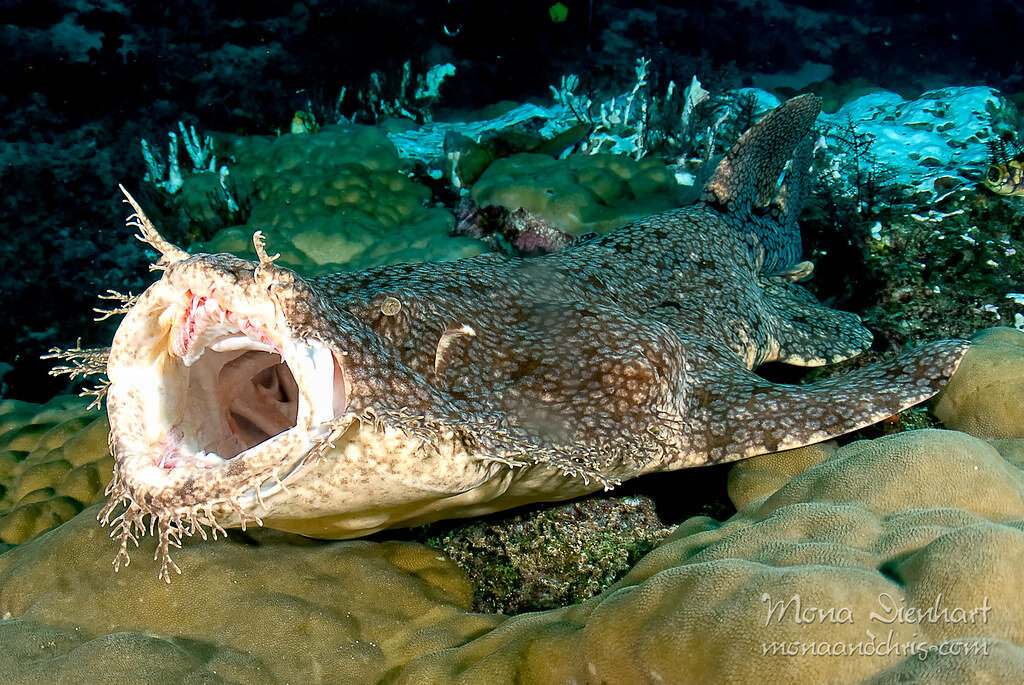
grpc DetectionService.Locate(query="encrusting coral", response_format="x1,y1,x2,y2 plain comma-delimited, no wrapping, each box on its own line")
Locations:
182,125,484,273
468,151,682,237
726,439,836,510
395,429,1024,683
0,510,500,684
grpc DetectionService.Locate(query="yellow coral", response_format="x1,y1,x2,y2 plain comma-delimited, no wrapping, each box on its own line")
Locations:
398,429,1024,683
1,428,1021,683
0,510,499,684
0,397,111,544
934,326,1024,439
727,440,836,509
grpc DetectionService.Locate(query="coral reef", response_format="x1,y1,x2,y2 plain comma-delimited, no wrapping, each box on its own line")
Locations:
819,87,1010,202
726,440,836,510
0,511,500,684
0,396,111,545
1,427,1021,683
3,9,1024,679
397,429,1024,683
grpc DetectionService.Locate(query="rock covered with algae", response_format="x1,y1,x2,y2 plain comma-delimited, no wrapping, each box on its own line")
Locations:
431,494,674,614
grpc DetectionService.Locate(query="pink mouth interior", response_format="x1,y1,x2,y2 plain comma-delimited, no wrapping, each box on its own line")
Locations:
160,291,302,468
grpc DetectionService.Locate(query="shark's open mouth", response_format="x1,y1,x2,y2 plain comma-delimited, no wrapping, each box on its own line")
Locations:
107,269,349,490
99,241,377,580
157,289,344,468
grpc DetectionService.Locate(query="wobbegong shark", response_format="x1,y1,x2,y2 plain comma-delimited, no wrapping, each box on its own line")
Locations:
57,95,968,580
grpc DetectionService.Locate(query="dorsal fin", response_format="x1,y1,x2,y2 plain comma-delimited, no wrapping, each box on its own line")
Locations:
702,94,821,213
772,134,814,235
759,133,816,275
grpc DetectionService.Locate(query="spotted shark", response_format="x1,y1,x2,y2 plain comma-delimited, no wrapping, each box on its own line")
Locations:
58,95,968,579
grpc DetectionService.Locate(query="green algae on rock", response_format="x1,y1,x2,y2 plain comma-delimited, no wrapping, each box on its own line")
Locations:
429,495,672,613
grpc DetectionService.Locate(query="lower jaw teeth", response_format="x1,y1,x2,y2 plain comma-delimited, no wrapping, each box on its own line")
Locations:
159,450,228,470
193,451,228,467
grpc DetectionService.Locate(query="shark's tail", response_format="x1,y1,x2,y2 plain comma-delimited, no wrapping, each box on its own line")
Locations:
677,338,971,467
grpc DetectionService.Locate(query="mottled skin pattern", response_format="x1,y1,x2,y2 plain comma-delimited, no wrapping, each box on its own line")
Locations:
93,96,969,579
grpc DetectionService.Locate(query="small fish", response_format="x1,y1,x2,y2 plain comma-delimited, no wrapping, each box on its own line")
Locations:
291,110,319,135
984,134,1024,196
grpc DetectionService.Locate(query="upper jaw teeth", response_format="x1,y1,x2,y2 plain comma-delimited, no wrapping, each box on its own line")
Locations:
209,334,276,355
170,293,281,366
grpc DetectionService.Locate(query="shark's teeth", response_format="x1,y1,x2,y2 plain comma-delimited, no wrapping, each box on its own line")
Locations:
172,292,282,366
192,450,228,467
210,335,276,354
157,449,227,470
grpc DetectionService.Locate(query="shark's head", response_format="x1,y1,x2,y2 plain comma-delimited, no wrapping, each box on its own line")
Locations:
99,190,587,581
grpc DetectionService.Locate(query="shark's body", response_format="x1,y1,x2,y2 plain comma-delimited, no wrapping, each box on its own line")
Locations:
89,96,967,579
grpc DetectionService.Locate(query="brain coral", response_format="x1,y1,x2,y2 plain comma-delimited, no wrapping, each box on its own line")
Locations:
1,427,1021,683
0,511,500,684
934,326,1024,439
